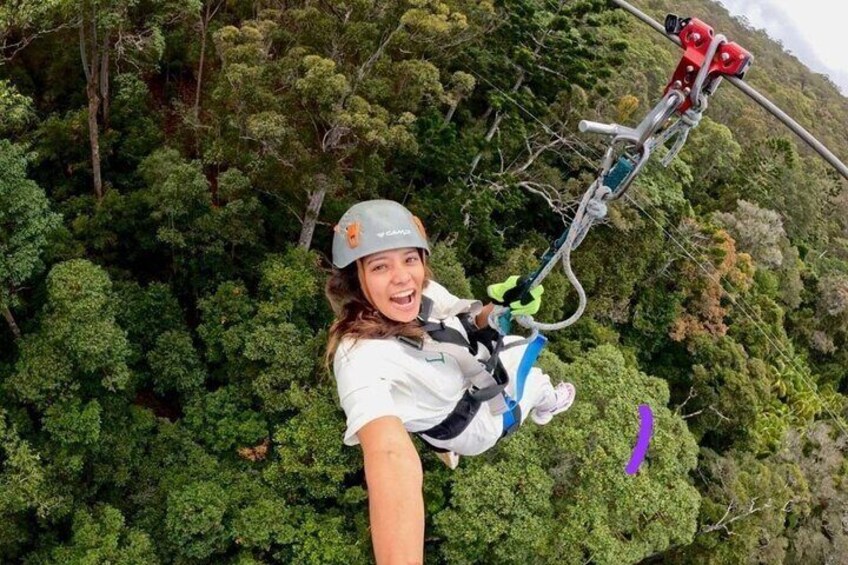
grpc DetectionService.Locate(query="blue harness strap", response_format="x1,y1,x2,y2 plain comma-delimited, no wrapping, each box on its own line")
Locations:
501,333,548,436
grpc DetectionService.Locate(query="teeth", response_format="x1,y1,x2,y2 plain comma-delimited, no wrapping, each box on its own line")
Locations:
392,290,414,298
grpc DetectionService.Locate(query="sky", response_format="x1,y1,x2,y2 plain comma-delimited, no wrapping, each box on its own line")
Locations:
717,0,848,95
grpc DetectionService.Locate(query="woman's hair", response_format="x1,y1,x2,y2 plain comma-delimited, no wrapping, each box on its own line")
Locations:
324,253,433,372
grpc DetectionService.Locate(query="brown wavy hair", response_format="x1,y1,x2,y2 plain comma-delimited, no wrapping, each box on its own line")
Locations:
324,254,433,372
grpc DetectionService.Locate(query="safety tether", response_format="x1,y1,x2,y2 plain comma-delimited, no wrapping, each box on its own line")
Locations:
490,14,752,343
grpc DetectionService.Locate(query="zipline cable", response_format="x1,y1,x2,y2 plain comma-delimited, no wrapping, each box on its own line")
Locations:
610,0,848,182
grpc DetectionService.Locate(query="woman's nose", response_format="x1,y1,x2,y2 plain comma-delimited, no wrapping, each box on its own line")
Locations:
391,264,413,283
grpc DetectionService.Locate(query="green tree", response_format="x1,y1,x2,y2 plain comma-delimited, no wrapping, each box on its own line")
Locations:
113,281,185,362
0,140,62,339
434,345,701,564
206,0,487,250
182,385,266,455
428,240,474,299
7,259,131,409
137,148,264,290
0,407,68,558
0,79,35,135
659,447,799,564
146,330,206,396
50,504,159,564
0,0,66,60
67,0,198,200
165,480,229,560
196,248,327,412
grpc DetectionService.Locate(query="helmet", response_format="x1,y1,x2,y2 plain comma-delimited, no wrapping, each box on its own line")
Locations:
332,200,429,268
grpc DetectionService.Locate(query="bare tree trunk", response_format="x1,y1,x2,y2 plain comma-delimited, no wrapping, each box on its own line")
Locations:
350,21,403,95
86,82,104,201
298,174,329,250
467,111,505,177
99,34,110,129
81,20,104,202
443,102,458,126
3,304,21,340
193,1,223,157
468,27,557,177
194,2,214,119
194,27,207,119
467,68,526,177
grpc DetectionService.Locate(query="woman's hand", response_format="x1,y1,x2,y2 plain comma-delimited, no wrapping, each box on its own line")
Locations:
358,416,424,564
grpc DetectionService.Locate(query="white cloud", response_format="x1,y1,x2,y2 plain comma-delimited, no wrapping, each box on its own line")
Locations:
718,0,848,94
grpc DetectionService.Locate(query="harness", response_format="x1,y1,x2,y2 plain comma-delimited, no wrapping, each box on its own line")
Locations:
398,296,545,450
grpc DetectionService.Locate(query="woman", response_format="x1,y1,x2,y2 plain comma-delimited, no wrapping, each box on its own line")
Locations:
325,199,575,564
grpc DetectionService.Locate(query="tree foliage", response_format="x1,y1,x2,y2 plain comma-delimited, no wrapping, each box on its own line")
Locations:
1,0,848,562
0,140,62,316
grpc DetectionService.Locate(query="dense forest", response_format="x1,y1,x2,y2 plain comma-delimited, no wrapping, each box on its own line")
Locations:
1,0,847,562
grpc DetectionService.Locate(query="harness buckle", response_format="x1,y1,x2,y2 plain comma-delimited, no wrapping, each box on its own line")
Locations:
468,383,507,402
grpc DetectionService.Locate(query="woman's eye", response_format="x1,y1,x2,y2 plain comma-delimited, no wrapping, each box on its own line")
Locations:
372,264,387,272
406,256,420,264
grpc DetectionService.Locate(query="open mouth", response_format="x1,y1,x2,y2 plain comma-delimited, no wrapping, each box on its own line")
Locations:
390,289,416,307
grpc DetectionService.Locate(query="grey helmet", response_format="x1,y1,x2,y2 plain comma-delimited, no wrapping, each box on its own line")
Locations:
332,200,430,268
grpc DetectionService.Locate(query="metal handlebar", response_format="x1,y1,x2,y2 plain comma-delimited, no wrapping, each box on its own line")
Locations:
579,120,628,137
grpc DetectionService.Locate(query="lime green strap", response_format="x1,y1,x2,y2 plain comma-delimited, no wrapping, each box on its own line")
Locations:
487,275,544,316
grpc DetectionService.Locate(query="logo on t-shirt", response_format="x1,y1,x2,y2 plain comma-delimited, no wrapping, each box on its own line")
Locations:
424,353,446,364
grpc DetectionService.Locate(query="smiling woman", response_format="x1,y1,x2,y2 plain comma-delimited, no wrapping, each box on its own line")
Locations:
360,248,426,322
324,200,435,360
324,199,576,564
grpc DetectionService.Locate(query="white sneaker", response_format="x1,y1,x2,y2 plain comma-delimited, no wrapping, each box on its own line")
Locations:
436,451,460,470
531,382,576,425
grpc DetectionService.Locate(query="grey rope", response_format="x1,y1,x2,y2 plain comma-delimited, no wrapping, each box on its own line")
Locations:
476,1,848,338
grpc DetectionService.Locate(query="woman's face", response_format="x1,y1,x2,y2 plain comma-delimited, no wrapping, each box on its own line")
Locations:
360,247,425,322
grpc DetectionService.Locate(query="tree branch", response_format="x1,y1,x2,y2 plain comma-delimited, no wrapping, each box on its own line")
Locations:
79,22,92,83
675,386,698,417
701,498,772,535
515,136,566,175
2,304,21,340
709,405,732,423
352,21,403,91
2,20,75,61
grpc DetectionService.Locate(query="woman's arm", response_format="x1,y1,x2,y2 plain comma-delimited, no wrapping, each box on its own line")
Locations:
475,302,495,329
358,415,424,565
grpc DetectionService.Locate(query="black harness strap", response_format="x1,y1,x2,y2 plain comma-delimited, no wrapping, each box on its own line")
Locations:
419,390,482,442
407,297,520,449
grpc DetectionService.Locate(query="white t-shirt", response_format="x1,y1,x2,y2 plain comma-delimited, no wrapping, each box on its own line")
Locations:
333,281,535,455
